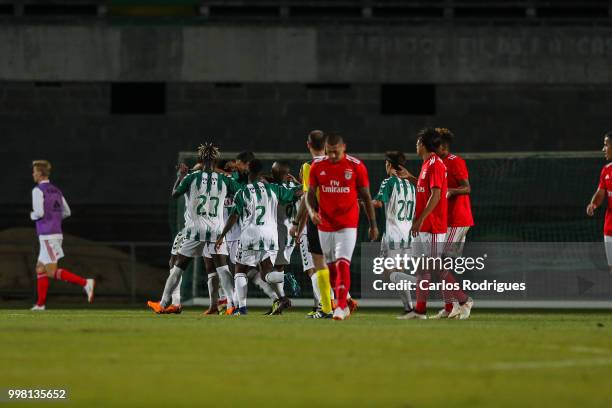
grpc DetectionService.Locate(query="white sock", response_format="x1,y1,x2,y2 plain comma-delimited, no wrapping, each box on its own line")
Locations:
216,265,234,308
171,276,182,305
390,272,415,310
161,266,184,307
265,271,284,284
266,271,285,298
207,272,219,308
234,273,248,308
310,272,320,304
251,270,278,301
232,288,239,308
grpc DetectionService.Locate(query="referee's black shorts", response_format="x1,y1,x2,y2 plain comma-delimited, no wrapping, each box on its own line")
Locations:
306,218,323,255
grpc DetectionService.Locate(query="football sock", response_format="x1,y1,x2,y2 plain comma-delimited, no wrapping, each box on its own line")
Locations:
335,259,351,310
440,270,468,304
54,268,86,287
216,265,234,308
316,268,332,314
207,272,219,308
234,273,248,308
310,272,321,304
161,266,184,308
36,272,49,306
415,271,431,314
265,271,284,284
171,276,182,305
389,271,414,311
251,270,278,301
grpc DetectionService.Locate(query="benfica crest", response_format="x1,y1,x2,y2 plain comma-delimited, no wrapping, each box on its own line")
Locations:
344,169,352,180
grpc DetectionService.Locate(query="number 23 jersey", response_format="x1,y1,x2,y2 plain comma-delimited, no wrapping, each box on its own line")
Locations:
176,170,241,242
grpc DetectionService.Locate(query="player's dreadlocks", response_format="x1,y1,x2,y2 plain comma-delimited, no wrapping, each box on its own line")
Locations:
197,142,220,164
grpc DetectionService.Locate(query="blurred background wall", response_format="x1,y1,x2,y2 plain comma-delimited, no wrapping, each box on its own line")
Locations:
1,0,611,241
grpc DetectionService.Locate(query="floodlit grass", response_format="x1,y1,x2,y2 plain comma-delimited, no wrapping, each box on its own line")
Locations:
1,308,611,407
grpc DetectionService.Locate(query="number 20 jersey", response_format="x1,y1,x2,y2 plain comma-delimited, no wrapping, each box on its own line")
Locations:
176,170,241,242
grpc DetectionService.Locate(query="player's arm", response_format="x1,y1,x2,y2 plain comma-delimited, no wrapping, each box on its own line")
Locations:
30,187,44,220
587,188,605,216
372,179,391,209
358,186,378,241
411,188,441,237
171,163,190,199
61,197,71,219
448,178,471,198
393,165,418,185
216,191,243,250
305,164,321,224
291,196,308,236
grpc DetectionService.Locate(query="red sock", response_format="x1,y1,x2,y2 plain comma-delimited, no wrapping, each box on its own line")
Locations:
327,262,338,303
335,258,351,310
55,268,86,287
36,273,49,306
415,271,431,314
441,271,468,304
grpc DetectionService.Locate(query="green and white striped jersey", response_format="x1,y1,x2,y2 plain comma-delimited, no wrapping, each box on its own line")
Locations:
176,170,241,242
275,180,299,248
232,181,298,251
375,176,416,249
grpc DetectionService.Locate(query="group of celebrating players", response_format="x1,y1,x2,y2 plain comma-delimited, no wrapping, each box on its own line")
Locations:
146,127,475,320
27,126,475,320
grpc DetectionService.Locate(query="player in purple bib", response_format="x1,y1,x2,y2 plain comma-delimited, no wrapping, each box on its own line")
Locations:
30,160,95,310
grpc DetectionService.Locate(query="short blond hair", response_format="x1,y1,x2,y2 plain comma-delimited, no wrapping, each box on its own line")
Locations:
32,160,52,176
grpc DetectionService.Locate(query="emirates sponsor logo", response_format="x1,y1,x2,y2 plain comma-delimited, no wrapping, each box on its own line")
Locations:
323,179,350,193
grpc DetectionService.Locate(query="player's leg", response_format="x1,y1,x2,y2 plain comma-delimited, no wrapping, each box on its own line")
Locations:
441,227,473,319
262,252,290,314
150,239,198,313
382,244,415,317
233,255,251,315
163,232,185,314
332,228,357,320
211,242,235,315
300,235,320,313
31,262,49,310
307,220,333,317
41,238,95,303
227,240,241,312
318,229,339,319
605,235,612,274
203,255,220,315
399,233,431,320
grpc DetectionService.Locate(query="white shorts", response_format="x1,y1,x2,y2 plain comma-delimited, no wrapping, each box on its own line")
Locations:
275,245,295,266
38,238,64,265
203,241,229,258
170,229,186,256
177,239,205,258
237,249,277,268
318,228,357,264
299,235,314,271
227,240,240,264
605,235,612,266
412,232,446,258
380,239,412,258
444,226,470,257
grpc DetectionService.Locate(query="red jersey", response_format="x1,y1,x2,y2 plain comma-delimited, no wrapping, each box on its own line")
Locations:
415,153,448,234
598,162,612,236
309,154,370,232
443,154,474,227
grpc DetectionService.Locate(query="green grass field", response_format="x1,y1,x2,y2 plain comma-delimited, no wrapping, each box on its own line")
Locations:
1,307,612,407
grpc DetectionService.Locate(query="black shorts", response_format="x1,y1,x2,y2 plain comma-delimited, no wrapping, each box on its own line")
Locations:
306,218,322,255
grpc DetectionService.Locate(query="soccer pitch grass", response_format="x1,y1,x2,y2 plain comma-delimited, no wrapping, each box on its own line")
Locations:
1,308,611,408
